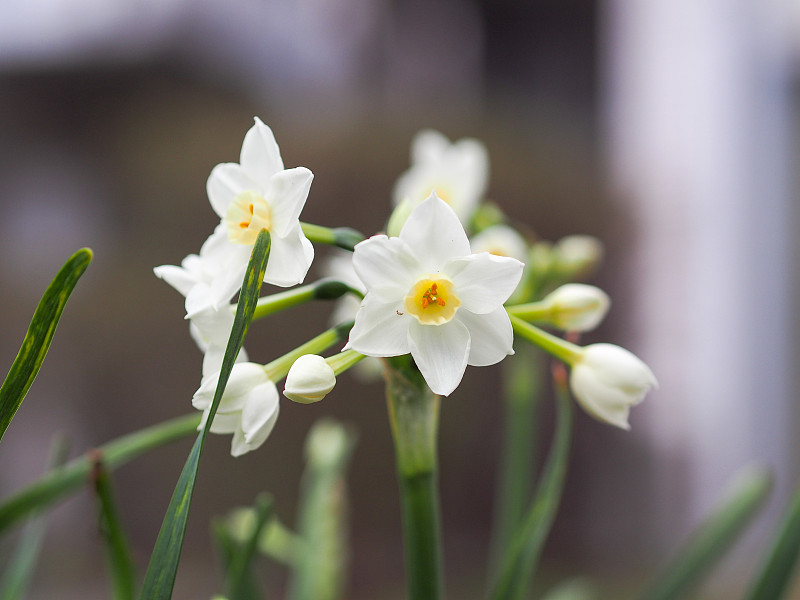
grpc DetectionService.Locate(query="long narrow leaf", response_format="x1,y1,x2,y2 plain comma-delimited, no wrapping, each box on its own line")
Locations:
490,373,574,600
0,248,92,442
139,231,270,599
0,435,70,600
636,464,772,600
0,412,200,533
91,452,137,600
743,475,800,600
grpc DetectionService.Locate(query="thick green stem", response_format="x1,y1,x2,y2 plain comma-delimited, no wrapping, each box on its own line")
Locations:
385,358,444,600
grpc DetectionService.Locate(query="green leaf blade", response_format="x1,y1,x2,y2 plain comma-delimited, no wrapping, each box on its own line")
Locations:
0,248,92,442
138,231,270,600
743,476,800,600
91,452,138,600
637,463,772,600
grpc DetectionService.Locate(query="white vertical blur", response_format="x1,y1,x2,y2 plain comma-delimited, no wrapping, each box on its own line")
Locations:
602,0,797,561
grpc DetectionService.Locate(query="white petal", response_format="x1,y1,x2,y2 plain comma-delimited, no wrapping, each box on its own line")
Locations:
208,411,240,435
469,225,529,262
192,363,269,413
345,295,411,357
209,259,249,310
189,305,235,349
445,253,524,314
153,264,198,298
240,382,280,444
407,319,470,396
352,235,419,301
399,194,471,272
267,167,314,238
185,282,217,318
240,117,284,179
264,227,314,287
410,129,450,164
207,163,259,218
456,307,514,367
201,344,248,379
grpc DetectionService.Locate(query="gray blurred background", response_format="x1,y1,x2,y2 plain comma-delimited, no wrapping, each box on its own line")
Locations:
0,0,799,598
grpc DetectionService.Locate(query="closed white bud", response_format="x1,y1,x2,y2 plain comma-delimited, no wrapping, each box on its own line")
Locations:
543,284,610,332
554,235,603,277
283,354,336,404
570,343,657,430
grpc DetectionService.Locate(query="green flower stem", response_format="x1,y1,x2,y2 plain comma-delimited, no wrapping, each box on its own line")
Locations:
301,223,365,252
288,420,357,600
0,413,201,534
509,315,581,365
263,321,354,382
326,350,365,376
490,371,574,600
488,345,543,584
251,280,363,321
385,357,443,600
506,302,551,322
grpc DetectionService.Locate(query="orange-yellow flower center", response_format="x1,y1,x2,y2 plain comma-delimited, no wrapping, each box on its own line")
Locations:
225,190,272,245
404,277,460,325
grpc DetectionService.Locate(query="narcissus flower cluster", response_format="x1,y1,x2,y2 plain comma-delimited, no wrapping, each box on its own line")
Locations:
155,120,658,455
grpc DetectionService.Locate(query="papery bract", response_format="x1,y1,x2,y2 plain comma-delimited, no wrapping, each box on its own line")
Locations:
193,362,279,456
569,343,657,430
346,194,524,396
392,129,488,224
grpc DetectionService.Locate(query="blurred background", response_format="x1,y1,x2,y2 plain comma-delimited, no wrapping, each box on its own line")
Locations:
0,0,798,598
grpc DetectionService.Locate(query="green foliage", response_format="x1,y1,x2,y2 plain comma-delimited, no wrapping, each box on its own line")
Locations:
637,464,772,600
0,248,92,442
0,413,200,534
288,419,357,600
91,453,137,600
490,380,573,600
0,435,69,600
138,231,271,600
743,477,800,600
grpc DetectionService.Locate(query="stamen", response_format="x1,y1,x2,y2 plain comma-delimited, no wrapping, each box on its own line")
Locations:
404,276,461,325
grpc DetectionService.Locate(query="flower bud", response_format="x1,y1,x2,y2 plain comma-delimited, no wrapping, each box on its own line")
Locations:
542,283,610,332
554,235,603,278
569,343,657,430
283,354,336,404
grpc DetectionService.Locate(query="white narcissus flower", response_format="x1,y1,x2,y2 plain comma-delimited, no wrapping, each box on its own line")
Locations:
193,362,279,457
470,224,529,262
201,117,314,309
392,129,489,224
283,354,336,404
345,194,524,396
541,283,610,332
569,343,657,430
